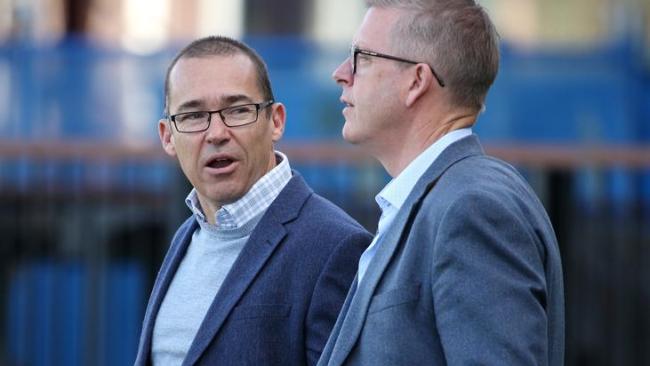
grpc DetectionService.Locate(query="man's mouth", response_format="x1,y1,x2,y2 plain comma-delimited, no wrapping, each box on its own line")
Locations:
340,97,354,108
207,158,234,169
208,159,232,169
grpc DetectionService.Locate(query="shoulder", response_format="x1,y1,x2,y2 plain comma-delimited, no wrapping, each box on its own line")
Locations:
302,192,368,233
279,172,370,235
263,171,371,254
280,191,371,254
443,154,524,188
415,153,552,234
432,154,538,207
419,154,555,253
267,190,370,281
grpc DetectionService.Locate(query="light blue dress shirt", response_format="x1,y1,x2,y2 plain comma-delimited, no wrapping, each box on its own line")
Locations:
357,128,473,283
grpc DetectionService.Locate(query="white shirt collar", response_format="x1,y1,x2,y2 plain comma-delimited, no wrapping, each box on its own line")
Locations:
376,128,473,213
185,150,292,231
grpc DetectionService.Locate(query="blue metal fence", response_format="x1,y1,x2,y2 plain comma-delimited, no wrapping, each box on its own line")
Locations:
1,37,649,365
6,260,144,366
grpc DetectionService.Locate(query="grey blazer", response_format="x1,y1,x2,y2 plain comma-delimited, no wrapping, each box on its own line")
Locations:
318,135,564,366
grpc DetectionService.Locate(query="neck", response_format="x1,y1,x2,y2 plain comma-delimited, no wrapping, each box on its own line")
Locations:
203,204,218,226
199,150,278,226
198,197,219,226
379,112,476,177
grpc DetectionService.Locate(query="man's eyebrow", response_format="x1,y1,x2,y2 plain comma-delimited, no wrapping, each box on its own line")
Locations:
173,94,254,113
222,94,254,105
174,100,203,113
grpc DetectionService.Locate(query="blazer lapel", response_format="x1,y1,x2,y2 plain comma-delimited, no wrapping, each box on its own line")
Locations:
135,219,197,366
327,135,484,366
327,189,428,366
183,173,312,366
317,276,358,366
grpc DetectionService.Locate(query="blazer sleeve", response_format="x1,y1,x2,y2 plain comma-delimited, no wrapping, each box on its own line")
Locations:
431,192,550,365
305,230,371,366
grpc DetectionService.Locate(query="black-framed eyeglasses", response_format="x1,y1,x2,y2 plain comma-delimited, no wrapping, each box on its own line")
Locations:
169,100,274,133
350,46,445,87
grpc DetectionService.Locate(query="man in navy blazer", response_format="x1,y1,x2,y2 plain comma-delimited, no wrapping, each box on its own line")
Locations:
320,1,564,365
134,36,371,366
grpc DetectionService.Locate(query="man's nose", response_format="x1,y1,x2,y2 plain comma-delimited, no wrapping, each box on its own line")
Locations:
332,58,353,86
205,114,231,145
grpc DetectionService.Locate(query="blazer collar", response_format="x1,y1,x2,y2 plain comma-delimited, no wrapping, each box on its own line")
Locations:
135,216,198,366
327,134,484,365
182,172,312,366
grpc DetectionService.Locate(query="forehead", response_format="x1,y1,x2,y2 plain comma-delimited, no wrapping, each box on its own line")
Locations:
168,54,260,110
354,7,403,48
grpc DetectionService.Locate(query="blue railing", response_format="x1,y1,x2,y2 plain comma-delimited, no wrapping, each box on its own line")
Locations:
1,36,649,365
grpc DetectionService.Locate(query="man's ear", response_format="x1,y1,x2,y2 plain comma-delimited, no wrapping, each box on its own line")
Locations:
269,102,286,142
405,63,435,107
158,119,177,157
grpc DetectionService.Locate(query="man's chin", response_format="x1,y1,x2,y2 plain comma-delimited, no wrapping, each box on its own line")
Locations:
341,124,361,145
201,186,245,207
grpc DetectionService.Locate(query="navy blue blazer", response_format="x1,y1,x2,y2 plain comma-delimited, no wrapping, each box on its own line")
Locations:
318,135,565,366
134,173,371,366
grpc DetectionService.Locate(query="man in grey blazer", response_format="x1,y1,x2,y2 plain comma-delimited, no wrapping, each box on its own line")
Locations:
319,1,565,365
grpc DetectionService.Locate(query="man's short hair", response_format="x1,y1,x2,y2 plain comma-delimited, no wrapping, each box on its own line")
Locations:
366,0,500,111
164,36,275,115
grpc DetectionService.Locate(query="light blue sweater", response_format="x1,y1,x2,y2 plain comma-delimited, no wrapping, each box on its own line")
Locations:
151,213,262,365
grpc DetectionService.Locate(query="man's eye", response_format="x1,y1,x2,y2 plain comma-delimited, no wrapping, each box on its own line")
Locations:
229,106,254,115
357,54,372,62
179,112,205,122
